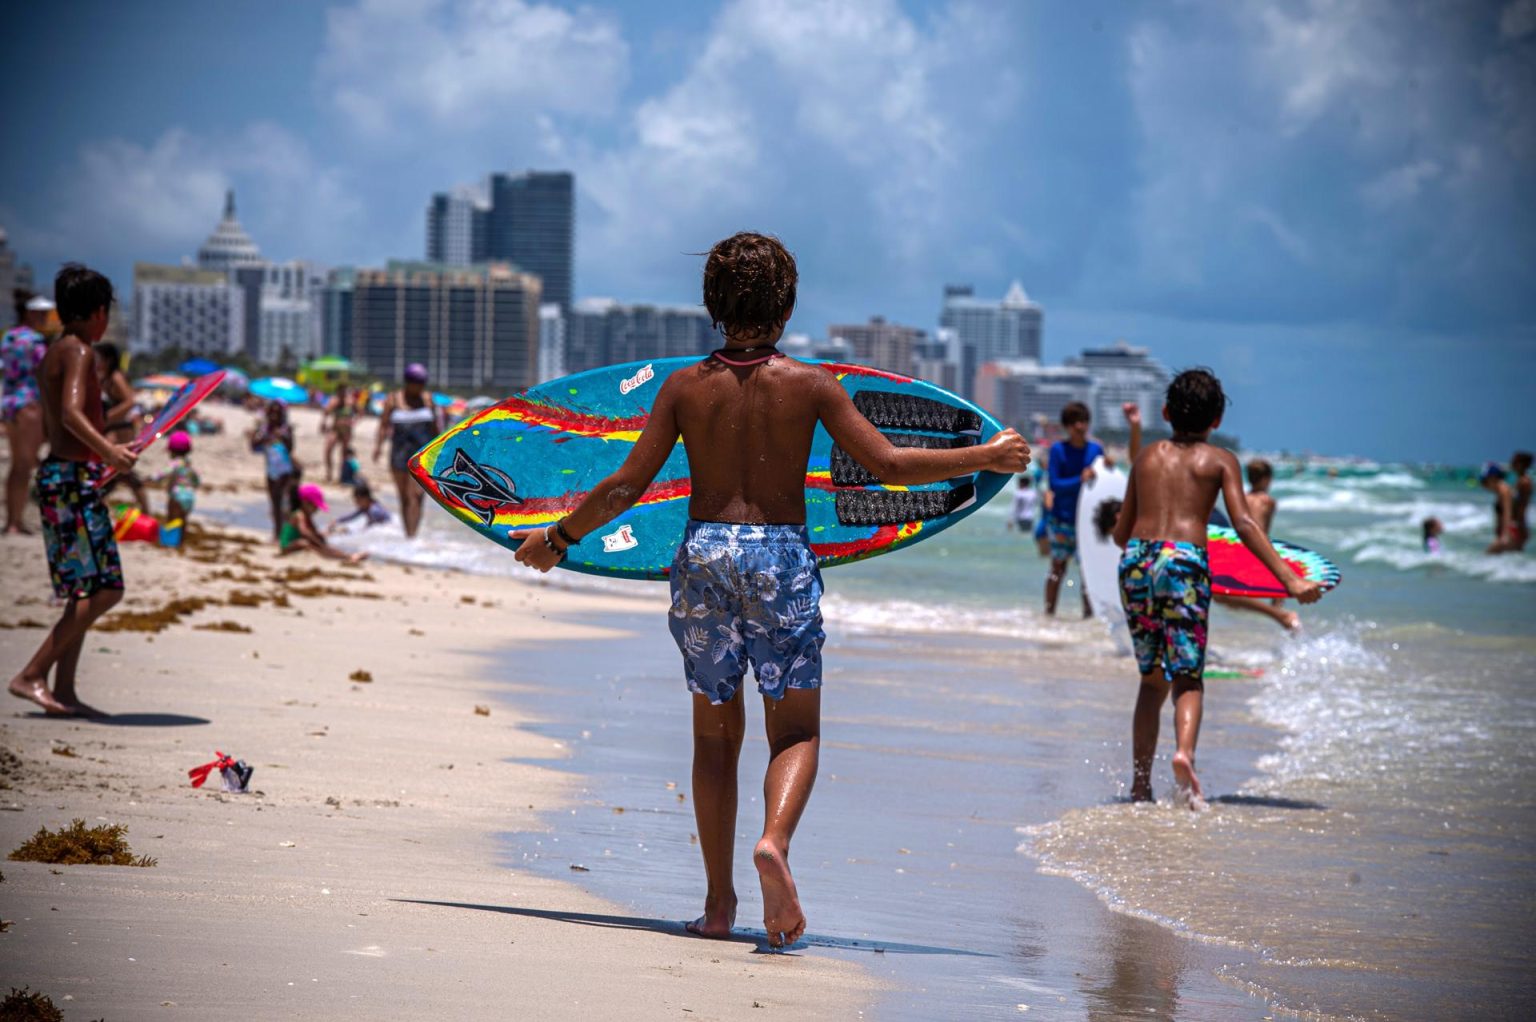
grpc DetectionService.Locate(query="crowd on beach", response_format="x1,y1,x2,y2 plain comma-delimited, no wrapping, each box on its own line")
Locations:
3,244,1530,958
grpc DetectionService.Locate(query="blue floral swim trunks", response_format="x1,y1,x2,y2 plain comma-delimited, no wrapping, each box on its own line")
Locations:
667,521,826,704
1047,514,1078,561
35,456,124,600
1119,538,1211,679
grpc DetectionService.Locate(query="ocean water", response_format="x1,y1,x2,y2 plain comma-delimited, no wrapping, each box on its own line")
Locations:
265,462,1534,1018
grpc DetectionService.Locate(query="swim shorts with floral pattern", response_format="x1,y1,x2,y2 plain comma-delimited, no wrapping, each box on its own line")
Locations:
36,457,124,600
1047,514,1078,561
667,520,825,704
1119,538,1210,679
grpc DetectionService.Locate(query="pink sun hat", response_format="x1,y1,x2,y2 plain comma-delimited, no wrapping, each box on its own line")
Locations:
167,431,192,454
297,483,329,511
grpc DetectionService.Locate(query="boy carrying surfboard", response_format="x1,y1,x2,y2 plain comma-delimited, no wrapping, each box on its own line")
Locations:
510,232,1029,948
8,264,138,717
1112,368,1321,808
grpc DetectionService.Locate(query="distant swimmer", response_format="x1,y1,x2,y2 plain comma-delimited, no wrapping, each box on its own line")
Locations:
1422,517,1444,555
1510,451,1531,553
8,266,137,718
1008,473,1039,535
1213,459,1300,632
1113,369,1321,808
1480,463,1518,555
506,232,1029,948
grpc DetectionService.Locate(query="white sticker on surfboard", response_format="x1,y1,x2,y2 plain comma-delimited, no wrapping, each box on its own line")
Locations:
1075,456,1133,656
602,524,639,553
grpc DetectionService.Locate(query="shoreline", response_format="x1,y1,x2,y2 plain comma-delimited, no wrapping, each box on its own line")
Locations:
0,406,877,1020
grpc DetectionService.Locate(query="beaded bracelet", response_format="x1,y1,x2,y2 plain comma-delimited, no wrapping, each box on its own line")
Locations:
542,525,568,562
554,520,579,546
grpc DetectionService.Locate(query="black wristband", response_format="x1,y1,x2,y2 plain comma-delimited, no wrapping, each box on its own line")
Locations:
542,525,568,562
555,520,579,546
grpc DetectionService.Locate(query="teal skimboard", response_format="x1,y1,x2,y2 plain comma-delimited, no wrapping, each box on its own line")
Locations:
408,358,1008,580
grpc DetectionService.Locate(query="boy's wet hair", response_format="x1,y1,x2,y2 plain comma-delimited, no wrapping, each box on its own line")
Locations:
1060,401,1091,427
1514,451,1533,472
1165,368,1227,434
1246,458,1273,486
13,288,36,323
55,263,114,325
702,232,797,341
1093,498,1123,542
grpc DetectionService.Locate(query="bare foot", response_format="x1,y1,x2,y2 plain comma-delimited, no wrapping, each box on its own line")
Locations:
3,524,33,536
684,893,737,939
1130,781,1154,803
348,552,369,564
9,676,72,716
1171,751,1207,811
59,699,109,720
754,838,806,948
1280,611,1301,633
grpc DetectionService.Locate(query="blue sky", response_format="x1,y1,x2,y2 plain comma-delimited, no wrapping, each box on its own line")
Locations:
4,0,1532,463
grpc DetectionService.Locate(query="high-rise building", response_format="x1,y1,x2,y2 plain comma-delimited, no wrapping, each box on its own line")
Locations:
254,261,327,366
912,330,959,393
827,316,925,378
0,227,35,332
940,281,1043,400
974,359,1094,433
350,261,541,392
779,333,854,363
564,298,716,374
320,268,356,359
196,191,264,273
485,171,573,311
426,187,489,267
1066,340,1171,428
537,303,566,383
130,263,245,356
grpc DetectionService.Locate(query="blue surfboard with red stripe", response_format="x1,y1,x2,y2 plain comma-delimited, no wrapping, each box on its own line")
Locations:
408,357,1008,581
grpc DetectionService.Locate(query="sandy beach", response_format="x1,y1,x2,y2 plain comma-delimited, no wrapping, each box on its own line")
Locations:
0,406,875,1020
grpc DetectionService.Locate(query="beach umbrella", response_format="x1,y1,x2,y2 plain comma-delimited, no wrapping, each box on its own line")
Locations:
250,376,308,404
305,355,354,373
178,357,221,376
431,391,456,407
134,373,190,390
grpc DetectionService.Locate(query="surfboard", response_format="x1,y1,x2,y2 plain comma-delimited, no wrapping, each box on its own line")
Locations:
1074,456,1131,652
1207,525,1341,598
99,370,226,485
409,357,1009,580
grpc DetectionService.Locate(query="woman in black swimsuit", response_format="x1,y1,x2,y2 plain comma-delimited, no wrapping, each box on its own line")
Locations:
372,362,442,538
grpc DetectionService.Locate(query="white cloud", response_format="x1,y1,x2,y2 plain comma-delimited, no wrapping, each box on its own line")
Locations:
1360,158,1443,207
318,0,630,139
11,124,362,272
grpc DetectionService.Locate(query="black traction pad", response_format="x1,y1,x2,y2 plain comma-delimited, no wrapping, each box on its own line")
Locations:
851,391,982,435
834,484,978,526
830,432,975,486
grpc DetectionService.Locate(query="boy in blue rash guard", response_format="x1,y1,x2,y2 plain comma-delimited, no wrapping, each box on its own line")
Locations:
508,232,1030,949
1044,401,1104,616
1113,369,1321,808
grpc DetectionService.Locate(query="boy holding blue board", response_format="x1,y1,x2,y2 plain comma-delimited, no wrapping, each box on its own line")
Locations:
1112,369,1321,808
510,232,1029,947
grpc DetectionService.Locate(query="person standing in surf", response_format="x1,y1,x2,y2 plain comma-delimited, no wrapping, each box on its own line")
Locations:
373,363,442,538
508,232,1030,948
8,265,137,717
1507,451,1531,553
1113,369,1321,808
1044,401,1103,616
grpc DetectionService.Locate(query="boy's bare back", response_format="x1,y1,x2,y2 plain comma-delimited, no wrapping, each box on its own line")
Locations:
38,334,105,462
1124,438,1258,546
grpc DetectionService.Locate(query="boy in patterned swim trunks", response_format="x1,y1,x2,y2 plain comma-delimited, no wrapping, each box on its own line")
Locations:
1112,369,1321,808
510,232,1030,947
7,265,138,717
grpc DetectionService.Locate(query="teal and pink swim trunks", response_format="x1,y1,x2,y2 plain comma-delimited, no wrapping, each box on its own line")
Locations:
1119,538,1211,679
667,520,825,704
36,457,124,600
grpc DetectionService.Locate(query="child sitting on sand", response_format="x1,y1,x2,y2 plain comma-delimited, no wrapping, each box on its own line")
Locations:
328,481,391,535
1113,369,1321,808
146,430,200,525
508,232,1029,947
280,482,366,564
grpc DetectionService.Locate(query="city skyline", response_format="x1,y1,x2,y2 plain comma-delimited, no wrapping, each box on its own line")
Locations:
2,0,1532,463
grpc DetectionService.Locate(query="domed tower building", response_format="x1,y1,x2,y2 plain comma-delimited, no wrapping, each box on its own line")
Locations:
197,190,264,273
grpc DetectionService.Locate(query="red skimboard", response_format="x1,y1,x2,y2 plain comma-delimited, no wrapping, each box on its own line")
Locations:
1207,525,1340,599
98,370,225,484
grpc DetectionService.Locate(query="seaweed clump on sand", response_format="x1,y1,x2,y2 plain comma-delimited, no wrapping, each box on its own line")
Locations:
0,987,66,1022
8,819,157,867
96,596,221,634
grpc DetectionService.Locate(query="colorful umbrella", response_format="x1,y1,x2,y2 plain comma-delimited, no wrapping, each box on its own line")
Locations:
250,376,309,404
178,357,221,376
134,373,190,390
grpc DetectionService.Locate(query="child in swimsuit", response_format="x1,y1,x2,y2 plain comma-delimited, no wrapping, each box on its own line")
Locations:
147,431,200,524
507,232,1029,948
251,401,296,540
1113,369,1322,808
328,481,391,535
280,483,366,563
